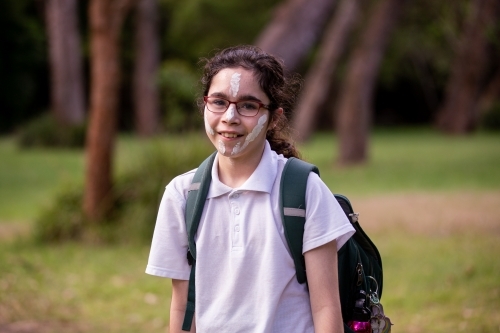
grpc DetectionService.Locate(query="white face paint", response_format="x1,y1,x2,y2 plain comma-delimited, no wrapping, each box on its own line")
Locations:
218,140,226,154
231,114,268,155
225,103,236,122
204,110,215,136
229,72,241,97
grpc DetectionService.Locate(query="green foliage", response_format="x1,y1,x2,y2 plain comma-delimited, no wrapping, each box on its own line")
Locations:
160,0,281,64
154,0,282,132
109,135,212,243
376,0,472,124
380,0,470,88
17,113,86,149
480,102,500,131
157,60,202,132
34,186,85,242
34,134,213,244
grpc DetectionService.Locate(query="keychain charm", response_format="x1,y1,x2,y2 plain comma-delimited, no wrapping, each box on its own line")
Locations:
367,276,393,333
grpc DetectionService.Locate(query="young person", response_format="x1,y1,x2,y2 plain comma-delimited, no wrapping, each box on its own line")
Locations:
146,45,355,333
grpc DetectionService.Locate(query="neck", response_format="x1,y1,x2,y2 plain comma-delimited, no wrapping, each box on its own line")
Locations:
217,145,265,188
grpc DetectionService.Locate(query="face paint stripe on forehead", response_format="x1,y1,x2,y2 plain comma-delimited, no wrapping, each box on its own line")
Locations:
229,72,241,97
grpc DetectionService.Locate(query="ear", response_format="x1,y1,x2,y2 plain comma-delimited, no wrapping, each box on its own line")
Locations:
269,108,284,129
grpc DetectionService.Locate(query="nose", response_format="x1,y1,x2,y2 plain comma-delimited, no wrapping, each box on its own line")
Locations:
223,103,239,123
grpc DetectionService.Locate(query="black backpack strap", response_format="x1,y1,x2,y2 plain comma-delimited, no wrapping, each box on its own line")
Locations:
279,157,319,284
182,151,217,331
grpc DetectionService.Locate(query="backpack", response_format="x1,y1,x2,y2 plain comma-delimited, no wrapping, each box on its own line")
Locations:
181,152,384,332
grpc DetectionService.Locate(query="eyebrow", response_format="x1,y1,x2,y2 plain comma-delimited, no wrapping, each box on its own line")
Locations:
208,92,265,103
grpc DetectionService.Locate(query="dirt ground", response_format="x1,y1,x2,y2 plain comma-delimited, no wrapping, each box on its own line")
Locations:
353,190,500,236
0,190,499,332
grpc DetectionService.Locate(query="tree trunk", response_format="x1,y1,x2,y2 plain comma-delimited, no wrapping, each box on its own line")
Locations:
45,0,85,125
292,0,360,141
335,0,406,165
83,0,136,221
435,0,500,134
478,68,500,115
255,0,337,71
133,0,161,137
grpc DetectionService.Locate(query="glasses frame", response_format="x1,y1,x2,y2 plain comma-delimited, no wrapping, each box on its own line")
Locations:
203,96,269,117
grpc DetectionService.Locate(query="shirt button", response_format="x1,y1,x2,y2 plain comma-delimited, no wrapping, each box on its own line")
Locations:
233,193,240,199
235,208,240,215
235,225,240,232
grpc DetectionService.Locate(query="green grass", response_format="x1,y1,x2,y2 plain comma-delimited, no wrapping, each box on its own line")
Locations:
0,241,171,333
0,128,499,332
2,129,499,222
300,129,500,196
377,232,500,332
0,138,84,222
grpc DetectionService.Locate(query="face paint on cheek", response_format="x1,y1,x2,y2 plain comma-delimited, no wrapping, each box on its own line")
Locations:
204,110,215,136
218,140,226,154
225,104,236,122
231,114,268,155
229,72,241,97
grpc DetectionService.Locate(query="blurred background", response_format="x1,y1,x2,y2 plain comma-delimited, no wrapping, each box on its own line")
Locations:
0,0,499,332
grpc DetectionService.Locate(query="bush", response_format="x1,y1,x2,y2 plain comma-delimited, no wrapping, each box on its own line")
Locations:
481,102,500,131
34,134,213,244
157,59,203,133
17,113,86,149
34,186,85,242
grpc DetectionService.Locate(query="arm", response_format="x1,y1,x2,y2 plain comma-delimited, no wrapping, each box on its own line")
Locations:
169,279,196,333
304,240,343,333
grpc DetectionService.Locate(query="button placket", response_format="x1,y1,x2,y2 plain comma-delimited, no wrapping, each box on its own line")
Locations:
230,192,242,249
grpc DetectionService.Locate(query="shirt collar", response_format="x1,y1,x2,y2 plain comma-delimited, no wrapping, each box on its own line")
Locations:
207,141,278,198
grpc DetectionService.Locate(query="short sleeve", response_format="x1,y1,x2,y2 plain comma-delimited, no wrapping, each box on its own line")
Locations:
302,172,355,254
145,171,196,280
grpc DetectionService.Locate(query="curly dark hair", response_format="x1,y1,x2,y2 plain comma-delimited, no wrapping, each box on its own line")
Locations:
198,45,302,159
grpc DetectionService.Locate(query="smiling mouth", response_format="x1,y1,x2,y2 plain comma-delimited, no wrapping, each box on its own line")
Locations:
219,132,243,138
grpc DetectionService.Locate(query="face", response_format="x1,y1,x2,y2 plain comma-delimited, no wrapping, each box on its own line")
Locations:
204,67,273,161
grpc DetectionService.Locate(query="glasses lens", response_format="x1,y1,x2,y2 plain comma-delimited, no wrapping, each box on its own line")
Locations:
206,97,229,113
236,101,260,116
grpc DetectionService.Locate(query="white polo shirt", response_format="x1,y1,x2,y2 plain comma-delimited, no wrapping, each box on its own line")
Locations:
146,141,355,333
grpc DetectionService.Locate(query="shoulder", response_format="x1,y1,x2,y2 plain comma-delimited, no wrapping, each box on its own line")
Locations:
165,168,197,202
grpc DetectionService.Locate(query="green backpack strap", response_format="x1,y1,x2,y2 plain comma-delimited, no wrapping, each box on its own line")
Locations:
280,159,355,333
182,151,217,331
279,157,319,284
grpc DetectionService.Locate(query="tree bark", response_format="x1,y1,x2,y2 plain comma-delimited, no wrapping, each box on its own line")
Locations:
255,0,337,71
435,0,500,134
478,68,500,115
45,0,85,125
335,0,406,165
133,0,161,137
83,0,137,221
292,0,360,141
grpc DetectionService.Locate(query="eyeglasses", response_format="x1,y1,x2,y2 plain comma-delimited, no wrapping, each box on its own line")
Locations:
203,96,269,117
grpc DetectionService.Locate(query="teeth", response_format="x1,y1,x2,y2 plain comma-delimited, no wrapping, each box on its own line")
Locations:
220,133,239,138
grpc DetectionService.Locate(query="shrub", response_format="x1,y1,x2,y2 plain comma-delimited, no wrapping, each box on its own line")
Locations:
157,59,203,133
34,186,85,242
17,113,86,149
34,134,213,244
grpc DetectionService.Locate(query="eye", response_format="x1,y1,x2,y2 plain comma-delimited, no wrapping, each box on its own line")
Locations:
211,98,228,107
238,101,259,110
